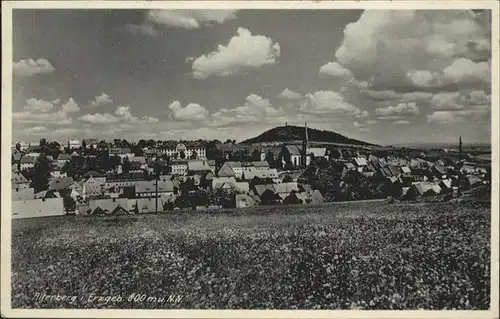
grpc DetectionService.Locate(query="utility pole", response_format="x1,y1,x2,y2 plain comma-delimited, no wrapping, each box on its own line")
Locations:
155,157,159,213
457,136,462,196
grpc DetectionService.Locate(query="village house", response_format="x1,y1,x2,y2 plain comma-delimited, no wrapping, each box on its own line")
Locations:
68,140,81,149
12,172,30,189
109,147,135,162
274,182,300,200
17,141,30,151
12,197,65,219
20,156,36,171
407,182,442,198
170,159,188,176
12,153,23,166
82,138,99,149
218,161,243,179
69,181,84,201
83,171,106,183
12,187,35,201
253,184,281,205
135,180,174,198
307,147,328,162
159,143,207,159
104,174,144,189
144,149,159,159
83,176,105,198
129,161,143,174
212,177,237,190
280,145,303,168
207,160,216,174
57,153,71,166
26,152,41,159
187,160,211,176
431,164,447,179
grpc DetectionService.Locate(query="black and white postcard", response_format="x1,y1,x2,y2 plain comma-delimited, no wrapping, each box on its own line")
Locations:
1,1,498,318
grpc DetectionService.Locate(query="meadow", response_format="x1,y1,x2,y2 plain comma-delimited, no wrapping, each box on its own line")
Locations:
11,201,490,309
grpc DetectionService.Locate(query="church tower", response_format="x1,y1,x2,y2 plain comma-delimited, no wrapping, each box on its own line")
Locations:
302,122,308,169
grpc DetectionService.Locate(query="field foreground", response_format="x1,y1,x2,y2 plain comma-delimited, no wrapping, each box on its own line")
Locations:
12,201,490,309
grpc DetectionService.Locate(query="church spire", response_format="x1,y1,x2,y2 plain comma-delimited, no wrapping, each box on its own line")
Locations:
305,122,308,148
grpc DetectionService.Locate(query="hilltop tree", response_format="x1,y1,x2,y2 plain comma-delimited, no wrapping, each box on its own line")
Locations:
122,139,130,148
15,142,21,152
137,139,146,149
39,138,47,149
32,154,52,192
82,140,87,150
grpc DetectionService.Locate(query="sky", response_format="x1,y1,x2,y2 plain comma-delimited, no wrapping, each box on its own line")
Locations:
11,9,492,145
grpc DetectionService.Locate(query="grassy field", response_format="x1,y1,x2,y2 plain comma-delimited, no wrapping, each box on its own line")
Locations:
11,201,490,309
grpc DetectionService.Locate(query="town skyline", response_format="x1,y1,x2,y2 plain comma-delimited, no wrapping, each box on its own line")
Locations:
12,9,492,144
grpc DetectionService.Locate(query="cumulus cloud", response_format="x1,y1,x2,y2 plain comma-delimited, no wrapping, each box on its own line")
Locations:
61,98,80,113
24,98,54,113
192,28,281,79
13,58,55,76
319,62,353,79
91,93,113,107
169,101,210,121
51,98,61,105
15,97,81,126
277,88,303,100
79,106,159,125
427,105,489,124
427,90,490,125
430,92,464,110
13,111,73,125
300,90,368,118
442,58,491,84
79,113,121,125
334,10,491,91
375,102,420,117
147,10,237,29
211,94,282,127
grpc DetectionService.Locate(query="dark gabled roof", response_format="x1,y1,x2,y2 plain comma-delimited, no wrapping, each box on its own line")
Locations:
49,177,74,191
388,165,401,176
254,184,276,196
187,160,211,172
433,164,446,175
20,156,36,164
109,147,132,154
58,154,71,161
12,153,23,162
284,145,301,156
135,180,174,193
252,161,270,167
